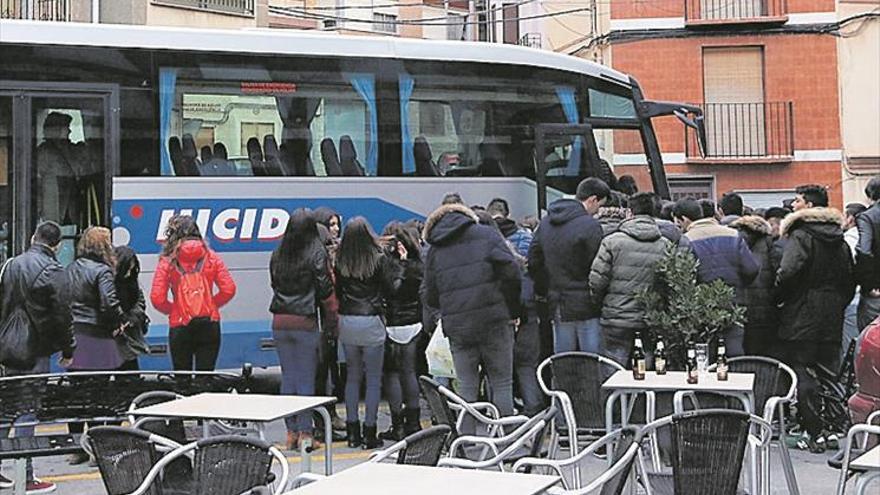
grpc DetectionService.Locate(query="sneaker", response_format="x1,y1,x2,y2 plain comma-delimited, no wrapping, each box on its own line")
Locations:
25,478,56,494
0,473,14,489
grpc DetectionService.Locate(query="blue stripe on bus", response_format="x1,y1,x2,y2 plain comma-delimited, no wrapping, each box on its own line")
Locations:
112,197,423,254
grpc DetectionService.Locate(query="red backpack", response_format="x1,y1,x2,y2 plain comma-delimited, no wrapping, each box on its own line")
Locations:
173,257,216,325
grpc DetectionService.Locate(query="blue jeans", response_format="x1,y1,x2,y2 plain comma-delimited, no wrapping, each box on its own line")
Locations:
449,325,515,435
553,314,601,354
0,356,50,482
343,343,385,426
274,329,320,433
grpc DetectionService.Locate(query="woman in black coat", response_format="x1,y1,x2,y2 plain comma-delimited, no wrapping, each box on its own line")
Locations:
730,216,778,356
378,222,424,441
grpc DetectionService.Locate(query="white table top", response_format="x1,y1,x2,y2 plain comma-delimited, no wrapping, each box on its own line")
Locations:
602,370,754,394
129,393,336,422
852,445,880,471
291,463,560,495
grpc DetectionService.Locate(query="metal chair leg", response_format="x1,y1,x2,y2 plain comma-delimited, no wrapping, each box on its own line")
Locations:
777,408,800,495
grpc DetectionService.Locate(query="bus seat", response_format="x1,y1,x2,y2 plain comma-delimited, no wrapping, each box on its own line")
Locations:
414,137,439,177
286,130,315,177
479,141,506,177
321,138,344,176
198,142,234,176
168,137,184,176
213,142,228,160
247,137,267,177
200,145,213,164
263,135,285,176
181,134,200,176
339,135,364,176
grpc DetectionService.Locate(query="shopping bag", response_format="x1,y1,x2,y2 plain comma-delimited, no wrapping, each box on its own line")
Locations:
425,320,456,379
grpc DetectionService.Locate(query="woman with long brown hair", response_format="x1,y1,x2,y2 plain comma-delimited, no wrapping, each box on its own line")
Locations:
65,226,125,371
150,215,236,371
335,217,404,449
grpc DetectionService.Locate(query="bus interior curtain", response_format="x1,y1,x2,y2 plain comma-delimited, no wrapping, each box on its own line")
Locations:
555,86,582,177
159,68,178,176
347,74,378,176
399,74,416,175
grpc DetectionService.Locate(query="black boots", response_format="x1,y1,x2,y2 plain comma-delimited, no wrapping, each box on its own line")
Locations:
404,407,422,436
346,421,362,448
379,411,405,442
362,425,383,450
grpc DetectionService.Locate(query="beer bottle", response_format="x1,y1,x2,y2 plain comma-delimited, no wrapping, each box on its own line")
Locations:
686,343,699,384
716,337,729,381
655,337,667,375
631,332,646,380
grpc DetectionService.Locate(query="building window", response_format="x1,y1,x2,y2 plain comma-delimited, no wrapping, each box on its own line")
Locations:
373,13,397,34
447,14,466,40
668,177,715,201
702,47,767,157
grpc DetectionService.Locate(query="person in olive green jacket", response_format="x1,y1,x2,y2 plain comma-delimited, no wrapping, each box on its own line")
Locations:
590,193,671,365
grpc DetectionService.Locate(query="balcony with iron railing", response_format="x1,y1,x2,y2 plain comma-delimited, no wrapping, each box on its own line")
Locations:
686,101,794,162
153,0,255,16
518,33,542,49
1,0,69,21
685,0,787,26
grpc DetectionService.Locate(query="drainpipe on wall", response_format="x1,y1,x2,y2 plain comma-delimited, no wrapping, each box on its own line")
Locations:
92,0,100,23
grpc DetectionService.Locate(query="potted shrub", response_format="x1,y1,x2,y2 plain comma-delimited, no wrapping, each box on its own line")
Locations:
635,246,746,368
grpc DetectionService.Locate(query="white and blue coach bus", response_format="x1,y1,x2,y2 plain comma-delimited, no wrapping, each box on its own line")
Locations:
0,20,705,369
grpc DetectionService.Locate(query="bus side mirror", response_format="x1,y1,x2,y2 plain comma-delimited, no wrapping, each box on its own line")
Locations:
674,109,707,157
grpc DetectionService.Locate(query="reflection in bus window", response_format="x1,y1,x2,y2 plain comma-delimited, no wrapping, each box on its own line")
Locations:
159,67,377,177
399,71,571,178
588,88,637,119
0,98,10,262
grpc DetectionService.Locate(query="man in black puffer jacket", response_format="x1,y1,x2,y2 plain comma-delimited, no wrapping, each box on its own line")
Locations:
776,184,855,452
423,203,521,426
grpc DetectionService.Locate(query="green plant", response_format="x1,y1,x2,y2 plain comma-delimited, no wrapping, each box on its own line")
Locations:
635,246,746,363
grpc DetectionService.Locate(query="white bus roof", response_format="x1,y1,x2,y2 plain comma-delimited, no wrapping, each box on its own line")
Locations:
0,20,631,86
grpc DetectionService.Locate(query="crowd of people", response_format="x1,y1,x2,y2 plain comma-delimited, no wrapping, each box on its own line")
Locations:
1,174,879,493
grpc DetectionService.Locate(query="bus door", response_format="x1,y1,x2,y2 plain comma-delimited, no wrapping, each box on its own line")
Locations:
534,123,602,217
0,85,118,264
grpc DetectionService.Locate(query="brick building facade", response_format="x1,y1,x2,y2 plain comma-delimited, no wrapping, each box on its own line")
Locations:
606,0,845,208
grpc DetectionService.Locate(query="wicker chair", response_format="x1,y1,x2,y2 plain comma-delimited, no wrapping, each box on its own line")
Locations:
128,391,188,444
641,409,772,495
513,426,645,495
834,410,880,495
418,376,530,442
437,406,556,471
86,426,185,495
675,355,800,494
537,352,636,459
126,435,289,495
369,425,453,466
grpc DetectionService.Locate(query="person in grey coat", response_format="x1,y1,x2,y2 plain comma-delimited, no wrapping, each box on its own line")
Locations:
590,193,671,365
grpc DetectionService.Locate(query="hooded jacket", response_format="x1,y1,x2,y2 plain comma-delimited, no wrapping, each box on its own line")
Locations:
528,199,603,321
423,204,521,341
114,246,149,360
776,207,855,342
730,216,778,343
596,207,629,237
150,240,237,328
0,244,74,359
495,217,535,306
589,216,670,332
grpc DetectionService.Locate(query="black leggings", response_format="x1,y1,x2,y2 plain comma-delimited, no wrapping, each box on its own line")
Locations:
169,320,221,371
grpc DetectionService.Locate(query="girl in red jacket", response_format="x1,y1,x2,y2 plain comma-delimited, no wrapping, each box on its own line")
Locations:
150,215,236,371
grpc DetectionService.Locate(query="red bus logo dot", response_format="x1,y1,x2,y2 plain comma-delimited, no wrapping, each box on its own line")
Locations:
130,205,144,219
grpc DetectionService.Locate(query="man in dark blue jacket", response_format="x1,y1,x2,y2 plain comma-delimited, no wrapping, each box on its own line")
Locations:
675,197,759,355
423,203,521,427
856,176,880,331
528,178,610,354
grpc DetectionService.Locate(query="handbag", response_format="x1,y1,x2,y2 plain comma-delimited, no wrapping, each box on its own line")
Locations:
0,259,40,370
